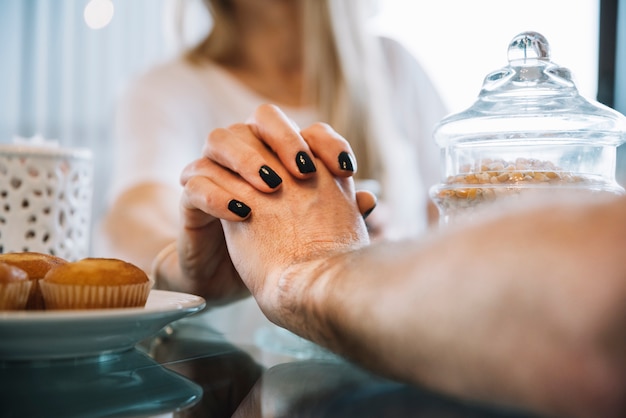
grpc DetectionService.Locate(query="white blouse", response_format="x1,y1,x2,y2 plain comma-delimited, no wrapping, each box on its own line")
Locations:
106,38,448,350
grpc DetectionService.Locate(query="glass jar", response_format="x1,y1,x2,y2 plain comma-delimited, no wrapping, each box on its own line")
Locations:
430,31,626,225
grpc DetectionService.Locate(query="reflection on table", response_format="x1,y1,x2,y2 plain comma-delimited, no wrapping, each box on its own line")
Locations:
0,317,549,418
146,321,547,418
0,348,201,418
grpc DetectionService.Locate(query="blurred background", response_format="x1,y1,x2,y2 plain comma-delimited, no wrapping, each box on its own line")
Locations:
0,0,624,231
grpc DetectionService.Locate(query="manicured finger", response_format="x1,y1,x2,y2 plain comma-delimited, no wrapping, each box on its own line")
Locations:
182,175,252,223
181,157,256,222
356,190,377,219
181,155,232,188
246,104,317,179
300,122,357,177
202,125,283,193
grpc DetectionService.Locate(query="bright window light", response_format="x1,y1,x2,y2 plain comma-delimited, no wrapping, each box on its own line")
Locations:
373,0,599,114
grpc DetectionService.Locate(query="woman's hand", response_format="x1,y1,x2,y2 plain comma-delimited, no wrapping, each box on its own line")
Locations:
175,104,375,305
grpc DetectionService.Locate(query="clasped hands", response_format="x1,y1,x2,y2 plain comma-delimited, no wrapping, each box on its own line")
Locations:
176,104,376,318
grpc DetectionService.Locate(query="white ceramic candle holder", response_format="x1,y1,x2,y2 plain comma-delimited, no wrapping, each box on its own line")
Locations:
0,144,93,261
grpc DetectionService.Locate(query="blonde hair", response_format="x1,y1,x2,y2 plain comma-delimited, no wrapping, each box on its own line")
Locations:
187,0,387,180
187,0,425,237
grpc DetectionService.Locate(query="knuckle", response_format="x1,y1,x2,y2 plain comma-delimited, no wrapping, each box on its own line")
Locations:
312,121,333,132
255,103,280,119
205,128,230,153
227,122,248,133
180,158,210,184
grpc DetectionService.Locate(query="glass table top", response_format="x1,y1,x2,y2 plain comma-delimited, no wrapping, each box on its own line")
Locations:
0,311,547,418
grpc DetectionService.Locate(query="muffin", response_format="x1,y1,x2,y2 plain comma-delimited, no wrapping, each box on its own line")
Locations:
40,258,152,309
0,252,68,310
0,261,32,310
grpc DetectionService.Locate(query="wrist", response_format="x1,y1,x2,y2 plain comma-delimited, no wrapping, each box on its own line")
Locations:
267,253,348,346
151,241,180,291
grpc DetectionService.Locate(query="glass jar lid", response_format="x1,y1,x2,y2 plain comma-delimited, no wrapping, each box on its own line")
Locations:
434,31,626,147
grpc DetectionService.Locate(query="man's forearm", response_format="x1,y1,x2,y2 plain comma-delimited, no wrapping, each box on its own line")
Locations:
271,199,626,418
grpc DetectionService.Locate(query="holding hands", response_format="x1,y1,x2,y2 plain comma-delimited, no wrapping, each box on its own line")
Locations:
168,104,376,314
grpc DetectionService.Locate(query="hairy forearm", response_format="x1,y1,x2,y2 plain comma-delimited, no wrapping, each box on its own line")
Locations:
270,197,626,418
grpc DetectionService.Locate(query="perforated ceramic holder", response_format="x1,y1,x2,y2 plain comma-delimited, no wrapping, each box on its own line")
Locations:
0,145,93,261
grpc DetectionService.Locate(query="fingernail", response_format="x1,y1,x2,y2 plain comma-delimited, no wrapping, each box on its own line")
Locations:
363,204,376,220
228,199,251,218
296,151,316,173
338,151,355,172
259,165,282,188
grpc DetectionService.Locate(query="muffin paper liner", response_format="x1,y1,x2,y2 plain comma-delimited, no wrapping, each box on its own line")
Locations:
40,281,153,309
0,281,33,310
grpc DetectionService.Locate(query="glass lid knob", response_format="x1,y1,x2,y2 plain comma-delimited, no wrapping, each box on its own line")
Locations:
507,31,550,63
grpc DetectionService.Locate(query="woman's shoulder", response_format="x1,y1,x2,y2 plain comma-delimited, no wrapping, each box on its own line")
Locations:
127,56,207,94
113,55,221,128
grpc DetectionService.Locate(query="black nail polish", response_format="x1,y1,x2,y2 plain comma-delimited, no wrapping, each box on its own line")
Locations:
259,165,282,188
338,151,354,172
228,199,251,218
296,151,316,173
363,204,376,220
